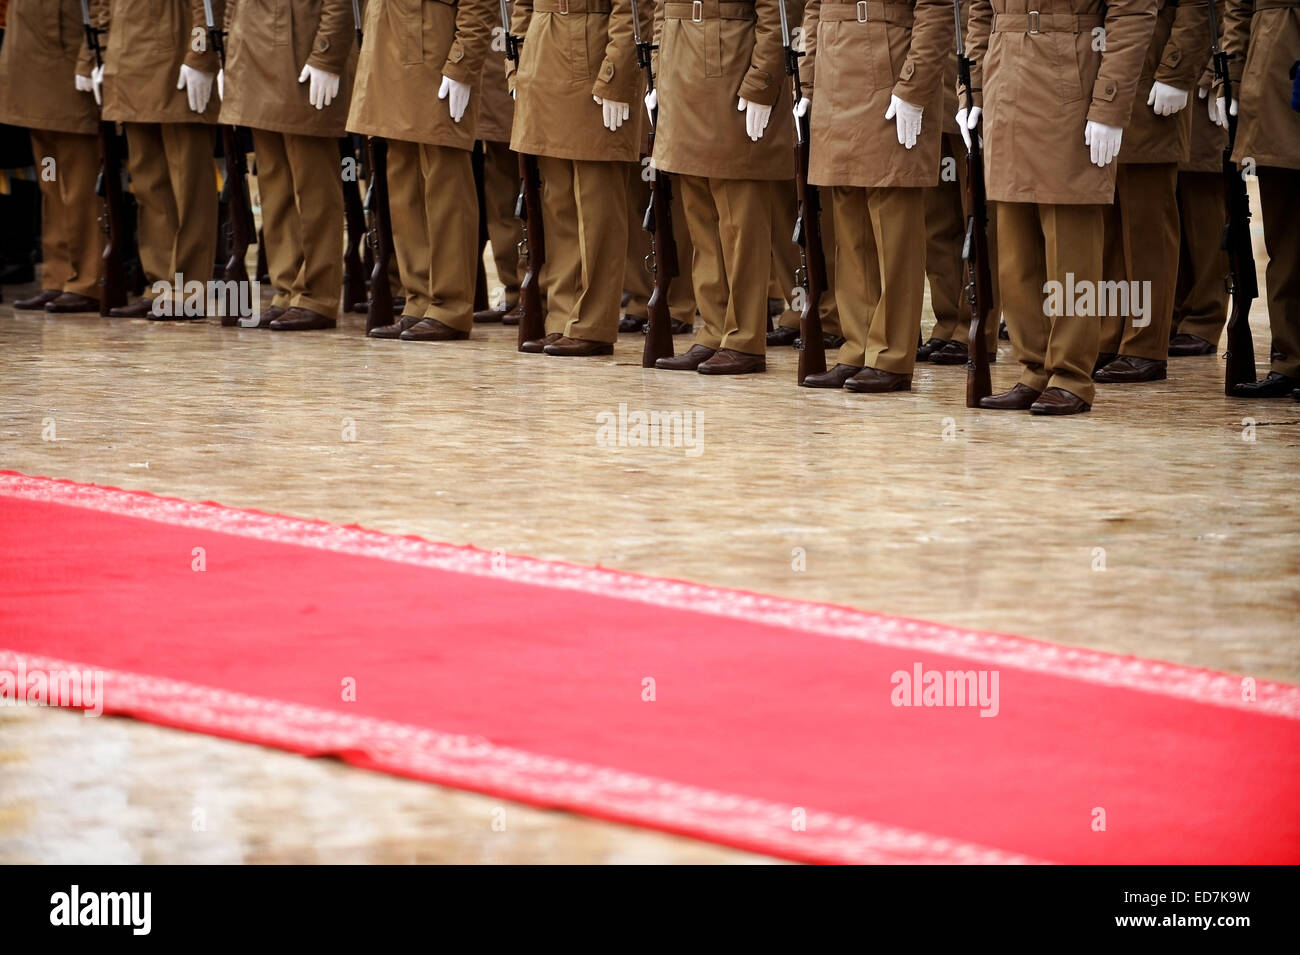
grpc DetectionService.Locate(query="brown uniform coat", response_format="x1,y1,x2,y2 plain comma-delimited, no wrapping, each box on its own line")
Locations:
651,0,794,179
507,0,645,162
0,0,101,135
1117,0,1209,164
1181,64,1227,172
476,0,515,142
966,0,1157,204
1226,0,1300,169
99,0,224,126
347,0,496,149
802,0,951,188
219,0,358,137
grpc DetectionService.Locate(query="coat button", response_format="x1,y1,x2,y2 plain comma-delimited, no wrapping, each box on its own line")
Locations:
452,50,463,62
317,38,330,52
902,63,913,78
1170,51,1180,62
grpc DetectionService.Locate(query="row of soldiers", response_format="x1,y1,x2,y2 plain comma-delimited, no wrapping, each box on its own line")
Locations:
0,0,1297,415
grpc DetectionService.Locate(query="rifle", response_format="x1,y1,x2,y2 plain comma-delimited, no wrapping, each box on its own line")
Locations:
778,0,826,383
79,0,128,316
630,0,676,367
339,135,369,313
472,141,490,313
954,0,992,406
1207,0,1257,394
203,0,255,324
351,0,395,331
501,0,547,349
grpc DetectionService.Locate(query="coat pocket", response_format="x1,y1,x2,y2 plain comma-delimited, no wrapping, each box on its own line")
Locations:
1053,33,1085,105
389,0,424,66
867,22,897,92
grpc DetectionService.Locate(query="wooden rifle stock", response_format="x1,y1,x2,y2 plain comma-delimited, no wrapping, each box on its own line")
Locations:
219,126,253,288
954,19,993,407
364,136,395,332
514,152,547,347
339,137,369,314
80,8,128,316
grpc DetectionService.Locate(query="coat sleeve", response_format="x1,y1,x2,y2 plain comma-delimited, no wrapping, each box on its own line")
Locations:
1222,0,1253,88
305,0,356,75
1154,0,1211,91
894,0,952,109
1087,0,1158,127
739,0,786,106
185,0,224,73
443,0,497,86
964,0,992,109
506,0,532,90
77,0,113,78
801,0,821,98
591,0,643,103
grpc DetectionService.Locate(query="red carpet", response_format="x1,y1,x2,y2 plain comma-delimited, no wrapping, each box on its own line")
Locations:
2,470,1298,864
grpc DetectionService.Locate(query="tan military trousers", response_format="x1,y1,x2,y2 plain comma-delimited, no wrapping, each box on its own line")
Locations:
124,122,217,301
773,178,842,338
927,132,1000,351
998,201,1104,404
678,174,772,355
1258,165,1300,378
831,185,926,374
387,138,478,332
1101,162,1180,361
252,129,343,318
28,128,102,299
536,156,627,344
483,138,522,308
1172,170,1228,345
623,161,697,325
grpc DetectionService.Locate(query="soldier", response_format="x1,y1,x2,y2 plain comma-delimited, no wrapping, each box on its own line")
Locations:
219,0,357,331
508,0,644,356
1170,66,1229,357
766,176,844,351
474,3,525,325
650,0,791,375
795,0,950,393
967,0,1156,415
1094,0,1209,383
350,0,495,343
0,0,104,313
1223,0,1300,398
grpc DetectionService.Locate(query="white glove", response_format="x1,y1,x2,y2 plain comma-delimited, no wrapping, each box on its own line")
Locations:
439,75,471,123
794,96,810,120
1147,80,1189,117
956,105,981,150
1212,95,1238,129
644,87,658,122
91,64,105,106
177,64,215,114
297,63,341,110
217,68,225,101
737,96,772,142
885,94,923,149
595,96,630,132
75,73,94,96
1084,120,1123,167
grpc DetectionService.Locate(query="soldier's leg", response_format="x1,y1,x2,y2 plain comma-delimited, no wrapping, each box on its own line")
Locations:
1171,170,1227,348
830,186,874,370
666,177,697,327
623,162,652,325
561,159,629,345
1109,162,1179,365
925,133,965,346
123,123,176,294
160,122,219,295
676,172,725,351
1042,202,1104,404
281,133,345,319
711,176,773,357
996,201,1051,395
1097,181,1128,361
861,186,926,378
536,154,579,340
771,177,800,331
53,131,104,301
415,141,477,335
250,129,300,311
482,139,522,308
1256,165,1300,381
386,138,432,320
26,129,71,296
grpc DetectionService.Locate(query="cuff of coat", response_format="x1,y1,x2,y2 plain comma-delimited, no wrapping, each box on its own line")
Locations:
442,43,475,86
1154,44,1198,90
306,33,351,75
76,47,95,78
958,81,982,110
738,67,780,107
1086,75,1127,127
1227,53,1244,87
184,49,220,73
590,57,639,104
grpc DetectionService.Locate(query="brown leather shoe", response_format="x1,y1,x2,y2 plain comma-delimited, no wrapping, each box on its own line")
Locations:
916,337,947,361
1030,387,1091,415
520,332,562,353
368,315,423,339
698,348,766,375
1093,355,1167,383
401,318,469,341
844,366,912,393
978,383,1041,410
655,343,716,370
501,303,524,326
928,340,968,365
223,305,283,328
14,289,61,310
767,325,799,348
1168,333,1216,357
474,306,507,324
108,299,158,319
1092,351,1117,375
269,307,337,331
544,336,613,356
1231,371,1300,399
619,314,647,333
44,292,101,313
801,363,863,389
